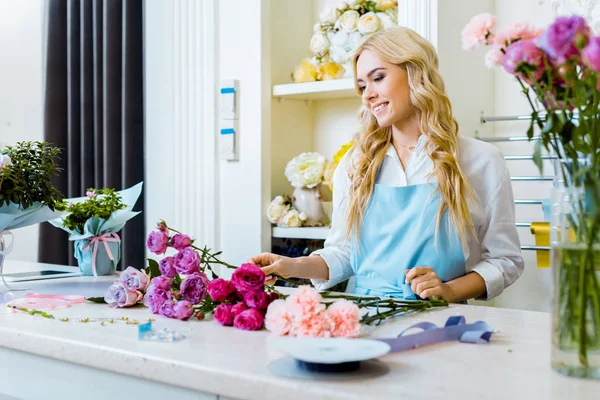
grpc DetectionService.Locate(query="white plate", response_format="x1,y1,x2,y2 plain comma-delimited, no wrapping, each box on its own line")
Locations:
268,337,391,364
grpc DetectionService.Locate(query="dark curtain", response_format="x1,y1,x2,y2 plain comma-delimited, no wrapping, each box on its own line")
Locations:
40,0,145,270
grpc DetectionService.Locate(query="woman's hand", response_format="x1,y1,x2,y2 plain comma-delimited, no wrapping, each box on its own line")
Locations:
405,267,456,302
248,253,298,285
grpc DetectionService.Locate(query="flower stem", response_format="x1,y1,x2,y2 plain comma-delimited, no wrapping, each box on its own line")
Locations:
6,304,55,319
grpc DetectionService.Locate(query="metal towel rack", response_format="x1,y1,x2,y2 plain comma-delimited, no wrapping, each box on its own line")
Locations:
476,113,556,253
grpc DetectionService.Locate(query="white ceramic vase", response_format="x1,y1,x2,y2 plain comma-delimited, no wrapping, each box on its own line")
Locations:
292,184,328,227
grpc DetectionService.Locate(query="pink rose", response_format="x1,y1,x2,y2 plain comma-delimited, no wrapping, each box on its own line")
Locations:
207,278,237,302
159,301,175,318
325,299,362,338
159,256,178,278
231,263,265,292
104,282,141,308
583,36,600,72
537,15,591,63
243,290,270,310
265,299,293,336
502,39,545,80
152,276,173,291
231,302,249,317
143,282,171,313
287,285,325,319
294,314,332,337
119,266,150,292
156,220,168,232
180,272,209,304
146,231,169,255
461,13,496,51
233,308,264,331
171,233,192,251
174,247,200,275
173,300,194,321
214,303,234,326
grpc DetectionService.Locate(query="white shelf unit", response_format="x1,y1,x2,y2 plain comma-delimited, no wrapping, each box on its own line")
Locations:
272,79,357,101
272,226,330,240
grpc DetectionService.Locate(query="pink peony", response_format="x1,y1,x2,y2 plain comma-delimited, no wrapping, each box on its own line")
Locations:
233,308,264,331
104,281,141,308
174,247,200,275
172,300,194,320
243,290,270,310
118,266,150,292
294,314,332,337
207,278,237,302
214,303,234,326
180,272,209,304
461,13,497,51
152,276,173,291
171,233,192,251
287,285,325,319
156,220,168,232
502,39,545,80
484,47,504,68
146,231,169,255
325,299,362,338
493,21,542,48
265,299,294,336
537,15,591,63
231,302,249,317
143,283,171,313
231,263,266,292
583,36,600,72
159,256,178,278
159,301,175,318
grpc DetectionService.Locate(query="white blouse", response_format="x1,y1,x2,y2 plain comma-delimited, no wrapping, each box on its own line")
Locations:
311,135,524,300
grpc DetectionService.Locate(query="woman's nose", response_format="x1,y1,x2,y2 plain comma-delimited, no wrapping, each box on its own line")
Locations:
362,85,377,101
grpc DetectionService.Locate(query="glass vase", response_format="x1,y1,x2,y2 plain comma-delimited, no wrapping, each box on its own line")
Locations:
551,187,600,379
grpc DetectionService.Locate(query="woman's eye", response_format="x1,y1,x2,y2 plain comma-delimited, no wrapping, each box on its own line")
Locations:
358,85,366,92
374,75,384,82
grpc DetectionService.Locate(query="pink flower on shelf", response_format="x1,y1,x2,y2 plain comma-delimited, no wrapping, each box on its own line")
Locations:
287,285,325,319
214,303,235,326
325,299,362,338
146,231,169,255
172,300,194,321
231,263,266,292
502,39,545,80
294,314,332,338
118,266,150,292
583,36,600,72
484,48,504,68
461,13,497,51
537,15,591,63
233,308,264,331
265,299,294,336
86,190,96,198
171,233,192,251
174,247,200,275
104,281,141,308
207,278,237,302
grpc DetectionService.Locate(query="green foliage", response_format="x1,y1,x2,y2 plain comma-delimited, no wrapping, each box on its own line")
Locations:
62,188,126,232
0,141,66,211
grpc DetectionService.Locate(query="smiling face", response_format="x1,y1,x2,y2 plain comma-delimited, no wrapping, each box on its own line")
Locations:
356,49,415,129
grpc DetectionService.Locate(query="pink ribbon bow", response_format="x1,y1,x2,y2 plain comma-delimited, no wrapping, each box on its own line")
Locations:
82,232,120,277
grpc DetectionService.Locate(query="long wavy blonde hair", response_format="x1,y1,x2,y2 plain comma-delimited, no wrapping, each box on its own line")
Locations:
345,26,476,246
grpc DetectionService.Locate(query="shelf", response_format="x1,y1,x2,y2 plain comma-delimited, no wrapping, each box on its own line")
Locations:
272,226,330,240
272,79,359,101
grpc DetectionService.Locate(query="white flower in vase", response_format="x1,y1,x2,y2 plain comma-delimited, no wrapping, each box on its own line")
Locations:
279,209,302,228
338,10,360,32
376,12,396,29
285,152,327,189
345,0,365,10
309,32,330,56
267,201,290,224
376,0,397,12
320,6,340,24
358,12,382,34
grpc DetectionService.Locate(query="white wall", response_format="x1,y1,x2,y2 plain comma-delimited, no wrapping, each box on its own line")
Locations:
0,0,45,262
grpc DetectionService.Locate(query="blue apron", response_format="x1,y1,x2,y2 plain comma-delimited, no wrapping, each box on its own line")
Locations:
351,183,466,299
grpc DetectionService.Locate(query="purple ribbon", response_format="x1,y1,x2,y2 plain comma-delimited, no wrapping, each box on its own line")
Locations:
376,316,494,353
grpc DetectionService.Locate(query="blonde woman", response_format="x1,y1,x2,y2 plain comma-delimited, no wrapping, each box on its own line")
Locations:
250,27,524,303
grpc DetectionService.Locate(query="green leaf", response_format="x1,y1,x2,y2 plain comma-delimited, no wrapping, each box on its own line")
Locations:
527,120,535,140
86,297,107,304
533,140,544,175
146,258,161,278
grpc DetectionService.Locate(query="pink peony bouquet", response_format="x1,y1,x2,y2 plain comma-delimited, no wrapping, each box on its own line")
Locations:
265,286,361,338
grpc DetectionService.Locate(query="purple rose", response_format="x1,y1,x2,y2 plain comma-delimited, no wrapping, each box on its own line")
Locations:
171,233,192,251
502,39,545,81
174,247,200,275
207,278,237,302
152,276,173,291
180,272,209,304
583,36,600,72
233,308,264,331
231,263,265,292
243,290,270,310
119,266,150,292
143,283,171,314
104,282,141,308
537,15,591,63
172,300,194,320
146,231,169,255
214,303,234,326
159,301,175,318
159,256,178,278
231,302,249,317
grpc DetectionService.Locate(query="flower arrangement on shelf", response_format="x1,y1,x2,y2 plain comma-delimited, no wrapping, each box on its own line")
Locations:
49,183,143,276
292,0,398,83
96,220,448,334
462,13,600,377
267,194,308,228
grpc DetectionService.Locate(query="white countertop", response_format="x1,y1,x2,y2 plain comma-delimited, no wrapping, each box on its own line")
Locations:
0,260,598,400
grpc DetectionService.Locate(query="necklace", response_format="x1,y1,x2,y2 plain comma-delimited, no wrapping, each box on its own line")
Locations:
396,142,417,151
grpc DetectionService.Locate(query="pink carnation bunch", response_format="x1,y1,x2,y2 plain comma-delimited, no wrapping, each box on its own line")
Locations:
264,285,362,338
